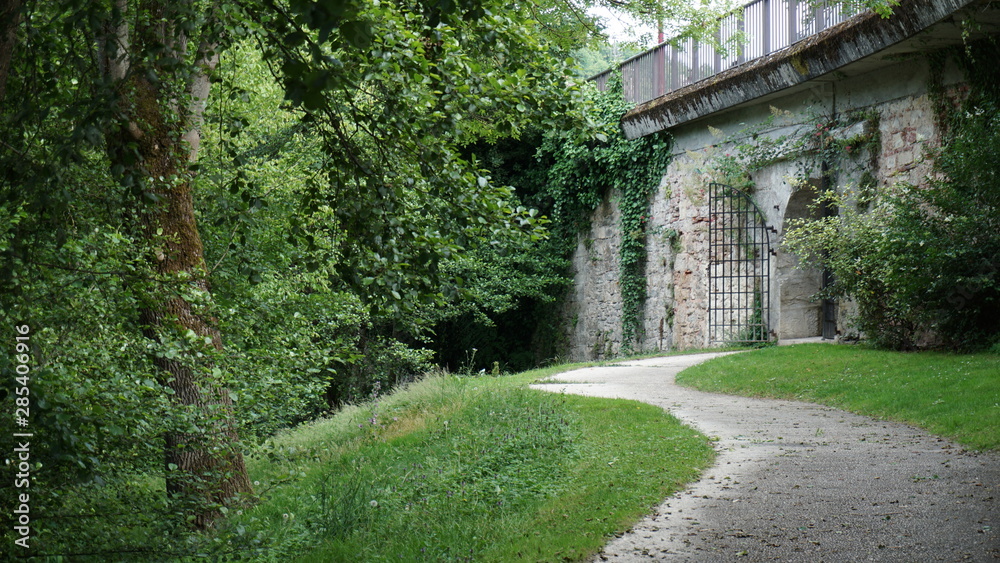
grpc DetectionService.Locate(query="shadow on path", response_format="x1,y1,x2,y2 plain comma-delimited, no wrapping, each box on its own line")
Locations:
532,352,999,562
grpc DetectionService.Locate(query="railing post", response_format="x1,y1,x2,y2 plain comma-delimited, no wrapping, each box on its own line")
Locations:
655,45,666,98
737,10,746,64
762,0,771,54
789,0,799,43
623,63,633,103
636,52,643,102
815,0,827,32
714,27,723,74
691,40,699,84
670,46,679,91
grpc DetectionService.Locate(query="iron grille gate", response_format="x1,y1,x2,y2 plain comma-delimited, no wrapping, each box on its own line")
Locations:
708,183,775,345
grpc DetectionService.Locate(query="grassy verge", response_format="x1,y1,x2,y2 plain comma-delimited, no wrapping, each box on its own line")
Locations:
676,343,1000,451
223,368,714,561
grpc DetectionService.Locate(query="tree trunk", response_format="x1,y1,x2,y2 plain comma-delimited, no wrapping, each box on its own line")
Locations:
105,2,252,529
0,0,22,102
124,71,252,530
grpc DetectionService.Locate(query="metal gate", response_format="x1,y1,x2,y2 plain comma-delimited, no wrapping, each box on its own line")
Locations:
708,183,775,345
820,196,838,339
822,269,837,339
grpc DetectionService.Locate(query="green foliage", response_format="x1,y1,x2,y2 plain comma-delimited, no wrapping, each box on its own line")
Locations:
437,243,571,326
784,88,1000,350
536,79,644,236
614,126,671,351
572,42,644,77
213,0,598,389
0,0,199,542
677,343,1000,451
220,283,370,437
618,187,655,352
329,335,435,406
200,40,573,380
730,284,771,346
534,77,672,352
224,369,712,561
428,241,571,373
251,0,586,320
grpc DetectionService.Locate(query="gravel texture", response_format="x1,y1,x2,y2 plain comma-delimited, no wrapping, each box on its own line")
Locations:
531,352,999,562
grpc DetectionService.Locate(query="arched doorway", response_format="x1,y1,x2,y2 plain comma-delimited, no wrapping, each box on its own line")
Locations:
777,183,831,339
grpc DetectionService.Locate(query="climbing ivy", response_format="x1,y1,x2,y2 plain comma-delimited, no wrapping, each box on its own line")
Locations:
534,76,672,353
617,151,664,352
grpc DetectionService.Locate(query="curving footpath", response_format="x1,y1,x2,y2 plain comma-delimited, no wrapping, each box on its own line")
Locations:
531,352,999,562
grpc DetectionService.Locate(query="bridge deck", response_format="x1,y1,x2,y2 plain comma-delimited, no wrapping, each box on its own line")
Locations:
598,0,1000,138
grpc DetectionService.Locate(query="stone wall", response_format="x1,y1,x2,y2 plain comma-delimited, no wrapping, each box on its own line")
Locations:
562,196,624,360
877,94,939,187
652,152,712,351
560,53,964,361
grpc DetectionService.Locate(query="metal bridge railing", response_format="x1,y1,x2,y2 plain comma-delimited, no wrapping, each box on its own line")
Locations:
591,0,866,105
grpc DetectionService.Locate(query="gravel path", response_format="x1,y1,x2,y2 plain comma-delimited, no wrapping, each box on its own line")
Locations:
531,352,999,562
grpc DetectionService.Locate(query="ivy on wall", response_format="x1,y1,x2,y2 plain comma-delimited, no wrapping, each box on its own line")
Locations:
533,76,672,354
701,106,880,198
617,154,663,352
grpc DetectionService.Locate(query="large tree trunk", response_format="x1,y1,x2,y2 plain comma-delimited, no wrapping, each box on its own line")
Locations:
125,73,253,532
105,2,252,529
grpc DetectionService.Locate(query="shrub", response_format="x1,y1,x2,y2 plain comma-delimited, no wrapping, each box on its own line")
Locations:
784,102,1000,349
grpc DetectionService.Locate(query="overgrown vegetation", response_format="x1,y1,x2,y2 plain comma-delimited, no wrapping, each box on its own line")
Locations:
0,0,605,555
784,40,1000,350
677,343,1000,451
477,77,673,356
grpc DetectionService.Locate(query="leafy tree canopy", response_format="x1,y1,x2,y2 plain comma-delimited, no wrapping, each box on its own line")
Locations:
0,0,595,553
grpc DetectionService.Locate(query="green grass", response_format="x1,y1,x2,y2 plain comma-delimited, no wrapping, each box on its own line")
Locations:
676,343,1000,451
224,369,714,561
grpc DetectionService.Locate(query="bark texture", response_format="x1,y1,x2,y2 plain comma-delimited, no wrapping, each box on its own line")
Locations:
105,1,251,529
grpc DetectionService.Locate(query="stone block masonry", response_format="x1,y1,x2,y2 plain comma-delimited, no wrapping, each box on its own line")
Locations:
562,196,624,360
877,95,939,187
